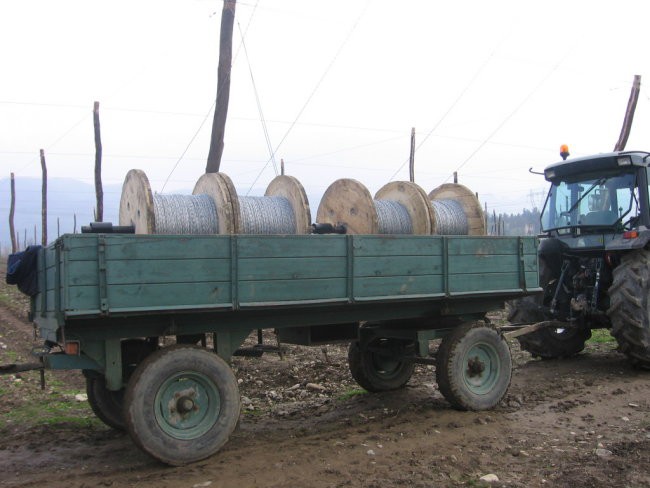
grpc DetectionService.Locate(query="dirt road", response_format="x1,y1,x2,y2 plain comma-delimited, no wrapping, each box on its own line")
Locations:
1,297,649,487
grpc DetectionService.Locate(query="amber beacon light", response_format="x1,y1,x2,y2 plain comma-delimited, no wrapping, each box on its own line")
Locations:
560,144,570,160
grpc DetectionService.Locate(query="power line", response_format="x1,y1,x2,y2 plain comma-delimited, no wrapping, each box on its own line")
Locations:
246,0,370,195
237,20,277,175
445,56,567,183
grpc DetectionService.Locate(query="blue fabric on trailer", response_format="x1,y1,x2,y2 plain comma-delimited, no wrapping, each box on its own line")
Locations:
6,245,41,297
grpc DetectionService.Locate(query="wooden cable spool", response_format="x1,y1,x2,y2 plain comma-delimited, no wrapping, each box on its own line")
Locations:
428,183,486,235
120,169,311,235
316,179,433,235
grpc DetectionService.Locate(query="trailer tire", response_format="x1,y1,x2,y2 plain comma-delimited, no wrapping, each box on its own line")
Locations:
436,322,511,411
608,249,650,369
86,376,126,431
84,339,157,431
124,346,241,465
348,340,415,392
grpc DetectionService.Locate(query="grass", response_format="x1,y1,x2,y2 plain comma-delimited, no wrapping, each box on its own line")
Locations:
0,387,100,430
336,388,367,401
588,329,616,344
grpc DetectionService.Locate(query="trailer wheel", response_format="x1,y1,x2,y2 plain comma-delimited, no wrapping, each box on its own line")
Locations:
124,346,241,465
608,249,650,369
86,375,126,430
84,338,157,431
436,322,511,411
347,339,415,392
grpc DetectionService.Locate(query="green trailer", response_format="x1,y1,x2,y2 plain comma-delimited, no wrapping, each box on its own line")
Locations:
16,232,538,464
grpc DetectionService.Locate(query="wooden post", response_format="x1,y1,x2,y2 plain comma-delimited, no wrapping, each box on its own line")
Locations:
33,225,37,246
206,0,237,173
484,202,488,234
9,173,17,252
453,172,458,184
74,213,77,234
57,217,60,238
409,127,415,183
40,149,47,246
281,158,285,175
614,74,641,151
94,101,104,221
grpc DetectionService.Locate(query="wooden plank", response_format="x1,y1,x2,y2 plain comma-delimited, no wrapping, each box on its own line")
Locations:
104,235,231,260
447,236,537,255
237,235,346,258
354,275,444,298
354,255,442,277
448,272,521,293
238,257,346,281
67,282,232,311
353,235,443,257
65,258,232,286
447,237,514,255
448,254,537,274
109,259,230,285
63,235,231,261
238,278,347,303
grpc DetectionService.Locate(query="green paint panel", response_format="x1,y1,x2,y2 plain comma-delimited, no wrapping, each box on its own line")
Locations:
236,235,347,258
104,235,232,260
238,257,346,281
34,234,539,324
66,282,232,311
107,259,231,285
354,255,442,277
239,278,347,303
447,237,537,255
353,236,443,256
448,272,521,293
448,254,532,274
354,275,444,298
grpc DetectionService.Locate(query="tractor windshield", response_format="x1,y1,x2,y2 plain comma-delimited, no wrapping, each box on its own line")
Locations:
541,171,638,232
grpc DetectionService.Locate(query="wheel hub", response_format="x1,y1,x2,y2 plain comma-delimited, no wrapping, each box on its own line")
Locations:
175,396,197,415
467,355,486,377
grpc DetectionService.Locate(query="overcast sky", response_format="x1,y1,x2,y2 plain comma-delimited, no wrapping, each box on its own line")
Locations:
2,0,650,217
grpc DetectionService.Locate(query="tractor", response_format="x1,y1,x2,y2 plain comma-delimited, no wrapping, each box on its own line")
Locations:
509,149,650,368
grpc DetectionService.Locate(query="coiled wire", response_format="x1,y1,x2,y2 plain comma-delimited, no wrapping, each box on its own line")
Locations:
374,199,414,234
238,196,296,234
431,199,468,235
152,194,219,234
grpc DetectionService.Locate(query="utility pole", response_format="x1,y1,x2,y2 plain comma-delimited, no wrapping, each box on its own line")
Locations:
408,127,415,182
94,101,104,221
9,172,17,252
206,0,237,173
40,149,47,246
614,74,641,151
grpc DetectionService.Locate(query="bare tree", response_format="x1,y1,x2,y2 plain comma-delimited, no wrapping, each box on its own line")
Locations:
206,0,237,173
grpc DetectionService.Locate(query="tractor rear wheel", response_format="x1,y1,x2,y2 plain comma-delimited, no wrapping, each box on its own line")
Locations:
608,249,650,369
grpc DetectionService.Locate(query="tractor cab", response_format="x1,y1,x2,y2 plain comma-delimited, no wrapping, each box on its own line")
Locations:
540,151,650,249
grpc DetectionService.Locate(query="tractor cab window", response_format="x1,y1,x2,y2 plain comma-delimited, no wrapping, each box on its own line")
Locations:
541,171,637,232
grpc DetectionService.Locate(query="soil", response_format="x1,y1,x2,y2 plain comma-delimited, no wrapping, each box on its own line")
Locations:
1,268,649,487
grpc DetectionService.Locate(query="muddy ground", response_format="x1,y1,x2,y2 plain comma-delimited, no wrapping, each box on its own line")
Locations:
1,275,649,488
